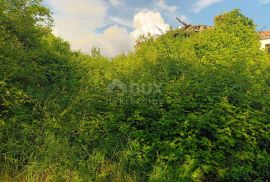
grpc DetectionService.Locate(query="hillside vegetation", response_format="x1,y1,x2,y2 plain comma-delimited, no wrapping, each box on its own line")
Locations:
1,0,270,181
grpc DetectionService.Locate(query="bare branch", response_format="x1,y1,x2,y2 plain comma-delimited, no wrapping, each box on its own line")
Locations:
176,17,189,27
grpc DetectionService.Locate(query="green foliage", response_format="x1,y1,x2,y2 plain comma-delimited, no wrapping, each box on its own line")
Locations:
0,4,270,182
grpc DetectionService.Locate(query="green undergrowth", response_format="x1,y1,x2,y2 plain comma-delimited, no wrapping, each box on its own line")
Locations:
1,1,270,181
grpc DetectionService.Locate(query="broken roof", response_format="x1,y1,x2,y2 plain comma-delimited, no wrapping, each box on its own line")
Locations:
259,30,270,40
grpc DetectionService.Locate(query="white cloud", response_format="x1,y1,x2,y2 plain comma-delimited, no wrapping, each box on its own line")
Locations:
141,0,189,28
47,0,107,31
46,0,133,57
130,11,170,43
74,25,133,57
46,0,126,57
109,0,123,6
259,0,270,4
156,0,178,15
47,0,108,45
110,17,133,28
192,0,223,13
68,11,171,57
45,0,172,57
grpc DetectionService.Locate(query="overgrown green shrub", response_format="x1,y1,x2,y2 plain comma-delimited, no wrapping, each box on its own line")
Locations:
0,1,270,181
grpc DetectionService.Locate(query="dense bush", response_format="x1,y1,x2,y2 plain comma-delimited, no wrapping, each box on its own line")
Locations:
0,1,270,181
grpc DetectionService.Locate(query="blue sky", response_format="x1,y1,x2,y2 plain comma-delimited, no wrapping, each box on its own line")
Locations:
43,0,270,57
